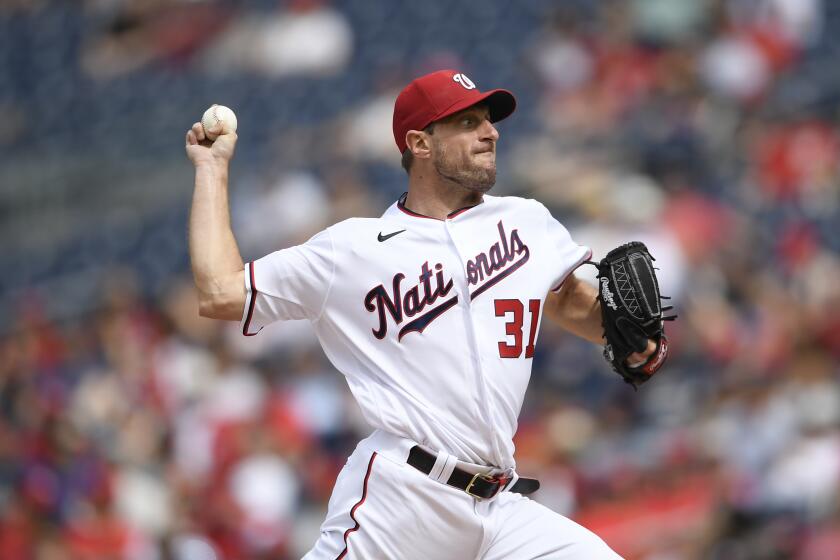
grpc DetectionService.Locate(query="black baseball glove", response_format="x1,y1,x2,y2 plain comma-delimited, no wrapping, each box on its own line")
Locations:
592,242,675,388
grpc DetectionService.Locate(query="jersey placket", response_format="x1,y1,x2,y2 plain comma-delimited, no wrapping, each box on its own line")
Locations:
443,215,506,468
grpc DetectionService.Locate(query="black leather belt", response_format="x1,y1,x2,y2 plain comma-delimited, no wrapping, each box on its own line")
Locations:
407,446,540,500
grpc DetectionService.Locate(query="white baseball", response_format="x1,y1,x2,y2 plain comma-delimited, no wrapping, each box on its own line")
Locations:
201,104,238,140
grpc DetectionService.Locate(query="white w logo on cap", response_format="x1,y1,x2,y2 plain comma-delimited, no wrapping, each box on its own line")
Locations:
453,73,476,90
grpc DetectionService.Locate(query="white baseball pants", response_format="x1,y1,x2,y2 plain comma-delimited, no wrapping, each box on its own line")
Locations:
303,430,623,560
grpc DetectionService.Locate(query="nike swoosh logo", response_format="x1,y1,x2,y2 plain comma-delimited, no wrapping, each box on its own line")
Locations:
378,229,406,242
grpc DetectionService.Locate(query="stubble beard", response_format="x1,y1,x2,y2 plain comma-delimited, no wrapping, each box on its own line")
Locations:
432,143,496,194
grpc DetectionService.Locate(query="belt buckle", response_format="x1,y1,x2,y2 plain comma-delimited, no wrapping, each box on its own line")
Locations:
466,470,513,500
465,472,496,500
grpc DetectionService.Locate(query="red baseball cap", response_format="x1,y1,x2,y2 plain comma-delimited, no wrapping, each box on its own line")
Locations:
392,69,517,153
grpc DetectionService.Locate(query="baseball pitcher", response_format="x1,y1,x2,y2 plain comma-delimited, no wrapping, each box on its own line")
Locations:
185,69,673,559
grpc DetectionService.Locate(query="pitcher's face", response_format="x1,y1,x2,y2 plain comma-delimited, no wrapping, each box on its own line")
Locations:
429,105,499,193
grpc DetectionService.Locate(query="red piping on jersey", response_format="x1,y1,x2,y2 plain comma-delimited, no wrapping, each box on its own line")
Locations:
446,205,475,219
242,262,259,336
336,452,377,560
397,193,481,220
550,248,593,293
397,200,440,220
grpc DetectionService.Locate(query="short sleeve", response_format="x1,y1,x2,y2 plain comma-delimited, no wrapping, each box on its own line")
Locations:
538,203,592,292
240,228,335,336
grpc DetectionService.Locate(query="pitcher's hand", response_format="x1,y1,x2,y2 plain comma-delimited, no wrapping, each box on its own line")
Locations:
626,339,657,367
185,122,237,168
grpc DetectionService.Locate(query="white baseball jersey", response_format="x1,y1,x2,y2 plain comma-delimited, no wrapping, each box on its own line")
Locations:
240,194,591,469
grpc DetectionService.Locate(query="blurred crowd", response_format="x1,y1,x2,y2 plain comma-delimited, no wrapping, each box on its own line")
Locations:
2,0,840,559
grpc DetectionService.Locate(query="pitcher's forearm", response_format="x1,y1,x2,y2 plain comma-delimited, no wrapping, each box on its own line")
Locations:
184,118,244,320
545,274,605,345
189,162,245,311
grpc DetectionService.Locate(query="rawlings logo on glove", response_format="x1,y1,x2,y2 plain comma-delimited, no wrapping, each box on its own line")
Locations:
591,242,676,389
600,277,619,310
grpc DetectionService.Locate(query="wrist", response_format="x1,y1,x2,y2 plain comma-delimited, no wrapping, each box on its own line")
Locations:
195,157,229,172
194,160,229,183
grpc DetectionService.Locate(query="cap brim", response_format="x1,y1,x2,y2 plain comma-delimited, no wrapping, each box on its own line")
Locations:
484,89,517,123
431,88,517,126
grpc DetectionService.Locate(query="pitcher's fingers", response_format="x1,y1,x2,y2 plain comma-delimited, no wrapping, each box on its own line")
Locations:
186,129,198,145
191,122,206,142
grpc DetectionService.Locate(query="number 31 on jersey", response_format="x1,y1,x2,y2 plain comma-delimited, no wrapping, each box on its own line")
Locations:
495,299,541,359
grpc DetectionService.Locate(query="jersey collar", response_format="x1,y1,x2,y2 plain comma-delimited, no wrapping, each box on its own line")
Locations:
395,192,483,221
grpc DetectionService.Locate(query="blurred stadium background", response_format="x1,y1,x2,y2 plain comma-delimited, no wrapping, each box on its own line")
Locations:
2,0,840,558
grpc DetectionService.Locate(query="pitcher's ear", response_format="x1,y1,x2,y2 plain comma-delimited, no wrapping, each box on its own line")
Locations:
406,130,432,160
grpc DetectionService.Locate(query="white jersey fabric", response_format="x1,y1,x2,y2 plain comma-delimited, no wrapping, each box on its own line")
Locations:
240,194,591,469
